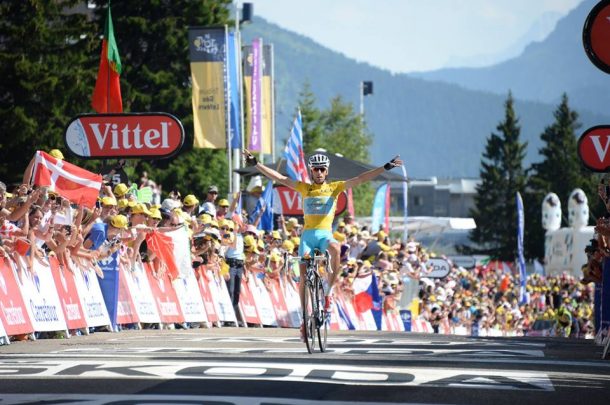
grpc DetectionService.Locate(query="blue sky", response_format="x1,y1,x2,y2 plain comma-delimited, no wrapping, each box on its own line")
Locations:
249,0,584,73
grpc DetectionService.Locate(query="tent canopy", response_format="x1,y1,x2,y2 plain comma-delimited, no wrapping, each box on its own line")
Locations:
235,152,406,182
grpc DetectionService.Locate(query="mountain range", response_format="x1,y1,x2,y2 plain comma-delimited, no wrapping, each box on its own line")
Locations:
241,0,610,178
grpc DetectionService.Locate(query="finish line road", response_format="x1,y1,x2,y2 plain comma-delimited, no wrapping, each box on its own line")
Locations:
0,328,608,405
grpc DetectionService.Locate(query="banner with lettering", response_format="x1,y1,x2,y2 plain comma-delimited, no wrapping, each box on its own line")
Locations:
122,261,161,324
116,262,140,326
49,257,87,331
0,259,34,336
205,268,238,323
97,251,120,330
250,275,278,326
188,26,229,149
144,263,185,324
17,259,67,332
261,44,273,155
172,271,208,323
243,43,272,154
195,266,219,324
73,264,112,328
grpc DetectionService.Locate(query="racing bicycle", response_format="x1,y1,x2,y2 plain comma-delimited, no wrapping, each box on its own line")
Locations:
301,249,330,353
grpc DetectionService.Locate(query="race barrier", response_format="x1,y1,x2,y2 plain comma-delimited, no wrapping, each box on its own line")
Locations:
0,240,419,345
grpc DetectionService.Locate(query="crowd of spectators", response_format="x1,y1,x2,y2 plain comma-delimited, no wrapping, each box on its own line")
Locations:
0,151,597,338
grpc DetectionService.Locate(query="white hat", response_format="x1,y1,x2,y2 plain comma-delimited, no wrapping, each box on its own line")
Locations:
246,175,263,192
161,198,180,211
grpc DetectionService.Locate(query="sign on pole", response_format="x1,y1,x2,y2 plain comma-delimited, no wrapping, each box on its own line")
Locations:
583,0,610,74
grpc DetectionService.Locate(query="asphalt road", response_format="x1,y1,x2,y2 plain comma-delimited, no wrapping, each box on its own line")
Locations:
0,327,608,404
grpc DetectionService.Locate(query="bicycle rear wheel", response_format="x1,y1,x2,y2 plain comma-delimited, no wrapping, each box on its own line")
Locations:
316,276,328,352
303,281,316,354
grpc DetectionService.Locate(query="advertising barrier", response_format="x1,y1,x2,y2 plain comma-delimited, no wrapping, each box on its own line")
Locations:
1,231,478,343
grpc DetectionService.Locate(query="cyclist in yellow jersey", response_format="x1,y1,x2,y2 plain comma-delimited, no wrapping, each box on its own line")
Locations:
243,149,403,340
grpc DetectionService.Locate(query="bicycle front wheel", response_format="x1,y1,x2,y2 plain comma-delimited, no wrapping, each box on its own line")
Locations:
303,281,316,354
316,277,328,352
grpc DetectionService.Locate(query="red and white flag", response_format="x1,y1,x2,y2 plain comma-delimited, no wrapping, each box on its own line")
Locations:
32,151,102,208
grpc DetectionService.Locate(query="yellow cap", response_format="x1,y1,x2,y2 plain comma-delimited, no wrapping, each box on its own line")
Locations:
49,149,64,160
282,240,295,252
218,198,230,207
220,219,234,230
210,220,219,228
198,213,212,224
183,194,199,207
244,235,260,253
272,230,282,240
149,208,162,220
258,239,265,249
101,196,117,206
291,237,300,246
270,252,282,262
333,231,346,243
117,198,132,209
338,220,345,227
131,203,151,216
114,183,129,197
110,214,128,229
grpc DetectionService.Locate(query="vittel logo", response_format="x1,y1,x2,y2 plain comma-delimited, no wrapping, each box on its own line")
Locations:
578,126,610,172
65,113,184,159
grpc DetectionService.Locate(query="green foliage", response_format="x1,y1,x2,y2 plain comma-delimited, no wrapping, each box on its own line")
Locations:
525,94,598,259
0,0,96,184
469,93,528,261
0,0,232,197
94,0,231,198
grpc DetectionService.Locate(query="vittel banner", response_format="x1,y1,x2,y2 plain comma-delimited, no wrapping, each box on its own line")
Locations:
577,125,610,172
64,113,184,159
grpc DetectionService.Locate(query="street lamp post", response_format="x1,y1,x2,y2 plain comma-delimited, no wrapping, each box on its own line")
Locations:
233,2,252,196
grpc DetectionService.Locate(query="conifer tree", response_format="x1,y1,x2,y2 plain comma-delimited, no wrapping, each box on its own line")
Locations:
469,93,528,260
525,93,597,259
0,0,94,183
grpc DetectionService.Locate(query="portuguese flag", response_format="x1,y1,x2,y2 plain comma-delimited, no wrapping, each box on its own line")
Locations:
91,4,123,113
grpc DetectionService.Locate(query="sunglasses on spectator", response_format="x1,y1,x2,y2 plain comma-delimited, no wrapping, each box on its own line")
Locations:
221,227,234,232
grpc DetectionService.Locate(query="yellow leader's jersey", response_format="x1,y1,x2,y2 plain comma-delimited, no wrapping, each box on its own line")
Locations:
296,180,346,231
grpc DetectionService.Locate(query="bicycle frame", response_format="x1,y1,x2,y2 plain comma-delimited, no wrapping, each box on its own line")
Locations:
301,249,330,353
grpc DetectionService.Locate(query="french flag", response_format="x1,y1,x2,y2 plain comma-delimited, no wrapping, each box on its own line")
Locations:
352,272,383,329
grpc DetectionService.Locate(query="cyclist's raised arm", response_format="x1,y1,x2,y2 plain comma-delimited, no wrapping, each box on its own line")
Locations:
243,149,299,190
344,156,403,189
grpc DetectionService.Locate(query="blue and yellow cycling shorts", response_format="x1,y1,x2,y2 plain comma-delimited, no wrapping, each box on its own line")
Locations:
298,229,337,259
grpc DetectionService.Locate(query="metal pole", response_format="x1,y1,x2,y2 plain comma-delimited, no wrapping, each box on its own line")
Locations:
360,82,364,116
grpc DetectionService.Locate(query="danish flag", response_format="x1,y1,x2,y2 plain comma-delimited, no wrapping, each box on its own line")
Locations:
31,151,102,208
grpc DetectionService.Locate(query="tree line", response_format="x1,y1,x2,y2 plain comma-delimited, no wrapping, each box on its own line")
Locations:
0,0,373,213
468,92,600,261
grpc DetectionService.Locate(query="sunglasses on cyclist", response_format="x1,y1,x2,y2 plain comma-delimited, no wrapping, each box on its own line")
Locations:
312,167,327,173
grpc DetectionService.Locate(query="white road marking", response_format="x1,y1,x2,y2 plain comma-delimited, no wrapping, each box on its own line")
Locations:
0,359,557,391
0,393,449,405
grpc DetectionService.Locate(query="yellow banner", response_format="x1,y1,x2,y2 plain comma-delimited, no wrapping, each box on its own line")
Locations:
188,27,228,149
191,61,227,148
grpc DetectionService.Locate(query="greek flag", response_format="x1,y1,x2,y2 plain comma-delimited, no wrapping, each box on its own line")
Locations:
283,109,310,183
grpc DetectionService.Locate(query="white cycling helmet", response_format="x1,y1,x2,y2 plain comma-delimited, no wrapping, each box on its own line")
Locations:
308,153,330,168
